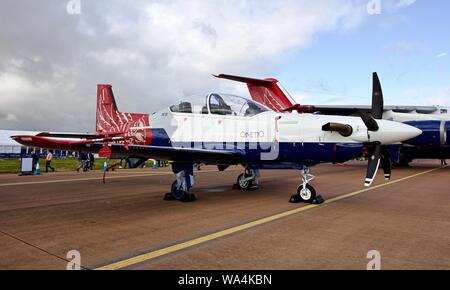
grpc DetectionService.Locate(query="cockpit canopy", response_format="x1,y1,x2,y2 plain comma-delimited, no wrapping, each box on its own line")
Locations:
170,93,269,117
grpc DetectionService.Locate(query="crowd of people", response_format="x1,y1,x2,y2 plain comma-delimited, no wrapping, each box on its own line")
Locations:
76,152,95,172
30,150,95,173
29,150,172,173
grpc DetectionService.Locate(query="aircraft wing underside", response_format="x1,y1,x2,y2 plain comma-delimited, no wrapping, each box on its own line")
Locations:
106,143,245,164
11,135,245,165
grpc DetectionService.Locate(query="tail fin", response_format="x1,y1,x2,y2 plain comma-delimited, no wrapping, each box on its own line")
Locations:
96,84,121,134
96,85,151,144
214,74,295,112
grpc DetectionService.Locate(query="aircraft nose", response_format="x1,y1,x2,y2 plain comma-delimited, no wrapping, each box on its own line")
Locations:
367,120,423,145
378,121,423,144
396,122,423,141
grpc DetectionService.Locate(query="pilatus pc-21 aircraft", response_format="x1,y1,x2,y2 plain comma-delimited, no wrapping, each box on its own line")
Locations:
12,73,421,203
215,72,450,165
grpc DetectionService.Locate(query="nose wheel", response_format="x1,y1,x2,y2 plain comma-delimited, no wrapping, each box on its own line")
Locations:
290,167,324,204
290,184,317,203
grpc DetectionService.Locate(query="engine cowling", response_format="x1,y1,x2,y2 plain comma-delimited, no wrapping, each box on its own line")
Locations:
446,122,450,146
403,121,447,147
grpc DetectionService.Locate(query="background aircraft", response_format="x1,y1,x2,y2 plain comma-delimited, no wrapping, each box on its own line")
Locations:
11,74,421,203
215,73,450,165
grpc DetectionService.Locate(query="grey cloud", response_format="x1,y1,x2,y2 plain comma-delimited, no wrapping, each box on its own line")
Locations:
0,0,365,132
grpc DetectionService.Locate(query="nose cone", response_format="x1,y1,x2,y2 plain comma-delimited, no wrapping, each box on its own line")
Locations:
398,123,423,141
373,120,422,144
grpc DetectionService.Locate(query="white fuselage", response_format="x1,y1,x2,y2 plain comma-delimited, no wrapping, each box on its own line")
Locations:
150,109,421,146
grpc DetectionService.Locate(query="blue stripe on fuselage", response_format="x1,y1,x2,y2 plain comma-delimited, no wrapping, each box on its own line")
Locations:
150,128,172,146
149,128,363,166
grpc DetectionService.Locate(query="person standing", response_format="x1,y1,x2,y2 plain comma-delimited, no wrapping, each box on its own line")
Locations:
441,159,448,166
31,151,39,171
45,150,55,172
76,152,88,172
88,152,95,170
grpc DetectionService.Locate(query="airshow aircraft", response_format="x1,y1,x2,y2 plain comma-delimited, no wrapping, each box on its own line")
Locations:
215,73,450,165
11,73,421,203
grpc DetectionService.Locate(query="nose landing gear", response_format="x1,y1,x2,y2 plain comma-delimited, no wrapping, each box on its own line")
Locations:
289,167,324,204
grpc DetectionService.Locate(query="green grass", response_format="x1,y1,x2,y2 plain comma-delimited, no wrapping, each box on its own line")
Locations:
0,158,149,174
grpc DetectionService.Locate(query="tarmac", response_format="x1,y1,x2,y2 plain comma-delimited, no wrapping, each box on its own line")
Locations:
0,160,449,270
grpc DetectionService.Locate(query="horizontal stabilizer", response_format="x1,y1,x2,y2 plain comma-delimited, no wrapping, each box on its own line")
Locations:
11,135,245,165
11,135,97,150
36,132,106,139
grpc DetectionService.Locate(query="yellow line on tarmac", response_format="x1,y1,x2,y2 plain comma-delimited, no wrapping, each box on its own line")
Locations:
95,166,443,270
324,166,443,204
0,174,154,187
0,169,240,187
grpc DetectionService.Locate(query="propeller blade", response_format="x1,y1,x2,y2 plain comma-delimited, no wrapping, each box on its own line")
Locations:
359,73,385,132
372,72,384,120
362,74,390,187
360,112,379,132
380,146,391,181
365,142,381,187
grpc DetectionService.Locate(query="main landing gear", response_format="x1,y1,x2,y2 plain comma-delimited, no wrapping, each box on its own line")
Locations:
289,167,324,204
164,163,197,202
234,168,260,190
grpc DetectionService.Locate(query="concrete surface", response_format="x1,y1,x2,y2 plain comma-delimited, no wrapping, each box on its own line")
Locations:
0,161,448,270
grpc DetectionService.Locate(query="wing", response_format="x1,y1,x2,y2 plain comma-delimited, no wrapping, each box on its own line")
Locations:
214,74,444,116
110,144,245,164
313,105,441,116
313,105,372,116
11,135,245,165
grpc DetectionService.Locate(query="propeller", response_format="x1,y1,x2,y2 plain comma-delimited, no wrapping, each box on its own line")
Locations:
372,72,384,119
363,72,391,187
380,146,391,181
365,142,381,187
359,112,379,132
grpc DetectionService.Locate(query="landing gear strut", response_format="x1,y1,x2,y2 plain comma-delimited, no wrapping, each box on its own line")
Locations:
164,163,197,202
289,167,324,204
234,168,259,190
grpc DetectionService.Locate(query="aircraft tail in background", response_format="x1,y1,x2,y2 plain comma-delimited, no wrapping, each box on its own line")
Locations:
214,74,295,112
96,84,150,144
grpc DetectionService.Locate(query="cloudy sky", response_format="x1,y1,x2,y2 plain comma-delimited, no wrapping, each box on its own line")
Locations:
0,0,448,132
